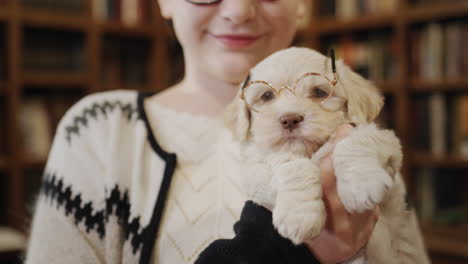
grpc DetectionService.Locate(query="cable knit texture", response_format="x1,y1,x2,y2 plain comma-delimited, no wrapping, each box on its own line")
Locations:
26,90,246,264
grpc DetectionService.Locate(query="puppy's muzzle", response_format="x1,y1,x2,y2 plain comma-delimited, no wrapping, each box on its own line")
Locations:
279,113,304,132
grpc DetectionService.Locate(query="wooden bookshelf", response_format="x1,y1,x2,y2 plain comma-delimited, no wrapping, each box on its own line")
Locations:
407,1,468,22
0,0,170,242
410,80,468,93
375,81,398,95
22,72,89,87
22,155,46,170
0,81,6,94
412,152,468,168
423,224,468,259
99,22,155,37
314,15,395,35
0,0,466,263
307,0,468,263
0,8,10,21
21,12,89,30
0,156,6,170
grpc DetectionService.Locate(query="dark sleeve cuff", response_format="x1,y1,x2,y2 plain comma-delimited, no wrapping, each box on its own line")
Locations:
195,201,319,264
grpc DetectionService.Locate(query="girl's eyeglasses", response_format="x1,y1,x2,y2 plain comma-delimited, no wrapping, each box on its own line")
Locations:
183,0,222,5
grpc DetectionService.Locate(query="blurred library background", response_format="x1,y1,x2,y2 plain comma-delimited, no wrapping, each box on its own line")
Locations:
0,0,467,263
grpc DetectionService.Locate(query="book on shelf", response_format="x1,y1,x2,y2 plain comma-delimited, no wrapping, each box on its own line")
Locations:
324,34,397,82
101,38,150,89
0,108,4,154
415,167,436,223
320,0,397,19
453,95,468,159
93,0,151,26
412,94,468,159
429,93,447,157
411,0,464,4
0,227,26,252
21,0,86,14
101,39,121,89
411,21,468,82
24,169,44,218
375,96,394,129
415,167,468,226
23,30,85,73
19,98,52,160
0,40,5,81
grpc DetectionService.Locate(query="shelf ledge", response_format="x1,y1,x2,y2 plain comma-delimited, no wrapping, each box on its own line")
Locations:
410,80,468,93
423,224,468,259
0,8,10,22
22,72,89,88
21,12,89,31
412,152,468,168
99,22,155,38
313,14,395,35
408,1,468,23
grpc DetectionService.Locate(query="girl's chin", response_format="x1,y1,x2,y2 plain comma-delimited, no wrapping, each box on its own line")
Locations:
212,63,252,83
211,55,263,80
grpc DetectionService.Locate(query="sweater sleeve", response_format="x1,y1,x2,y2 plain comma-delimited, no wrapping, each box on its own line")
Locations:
25,91,138,263
195,201,319,264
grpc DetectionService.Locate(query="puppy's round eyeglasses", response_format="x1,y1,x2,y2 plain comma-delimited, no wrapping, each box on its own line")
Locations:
183,0,222,5
240,50,345,112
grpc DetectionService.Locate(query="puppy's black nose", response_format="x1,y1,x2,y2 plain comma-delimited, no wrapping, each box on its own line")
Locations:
279,113,304,131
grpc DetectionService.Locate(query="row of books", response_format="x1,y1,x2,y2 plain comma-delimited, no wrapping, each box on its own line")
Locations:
101,38,149,88
93,0,151,26
412,94,468,159
411,21,468,82
320,0,397,19
23,30,85,73
4,0,152,24
324,35,398,82
0,106,5,155
415,167,468,225
410,0,463,4
0,57,5,81
21,0,86,14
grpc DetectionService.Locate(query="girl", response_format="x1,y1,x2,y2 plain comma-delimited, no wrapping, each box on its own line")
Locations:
26,0,377,263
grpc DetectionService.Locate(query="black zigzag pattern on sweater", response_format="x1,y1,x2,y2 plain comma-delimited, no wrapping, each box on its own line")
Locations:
65,100,140,143
42,173,150,254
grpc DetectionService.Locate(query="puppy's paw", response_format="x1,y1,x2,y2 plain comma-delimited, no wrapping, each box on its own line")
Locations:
272,159,325,244
332,125,396,213
343,256,368,264
334,157,392,213
273,198,326,245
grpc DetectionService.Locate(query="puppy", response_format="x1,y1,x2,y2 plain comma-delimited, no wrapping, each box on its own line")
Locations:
224,47,429,263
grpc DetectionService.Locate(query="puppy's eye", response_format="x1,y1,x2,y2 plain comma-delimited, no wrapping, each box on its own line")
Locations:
261,91,275,102
310,87,329,99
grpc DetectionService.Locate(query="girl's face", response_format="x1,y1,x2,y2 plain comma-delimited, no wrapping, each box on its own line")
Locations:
158,0,306,83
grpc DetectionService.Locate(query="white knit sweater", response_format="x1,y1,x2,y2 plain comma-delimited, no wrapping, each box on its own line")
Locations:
25,90,247,264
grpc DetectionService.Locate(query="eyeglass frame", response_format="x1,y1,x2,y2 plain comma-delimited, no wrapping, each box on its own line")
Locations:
183,0,222,5
240,50,340,112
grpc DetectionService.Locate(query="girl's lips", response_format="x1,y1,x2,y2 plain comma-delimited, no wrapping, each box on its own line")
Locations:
211,34,263,49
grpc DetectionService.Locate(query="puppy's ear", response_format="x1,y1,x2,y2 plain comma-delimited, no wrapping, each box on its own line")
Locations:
337,60,384,124
224,92,251,142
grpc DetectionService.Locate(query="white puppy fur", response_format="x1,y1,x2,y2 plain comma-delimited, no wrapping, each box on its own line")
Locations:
223,47,429,263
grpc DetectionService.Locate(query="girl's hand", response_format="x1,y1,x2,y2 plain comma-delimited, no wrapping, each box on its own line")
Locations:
305,124,379,264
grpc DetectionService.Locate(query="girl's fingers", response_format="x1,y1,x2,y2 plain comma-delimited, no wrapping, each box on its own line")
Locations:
330,123,355,146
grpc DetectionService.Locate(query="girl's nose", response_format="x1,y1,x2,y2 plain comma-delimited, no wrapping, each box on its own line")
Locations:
219,0,256,25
